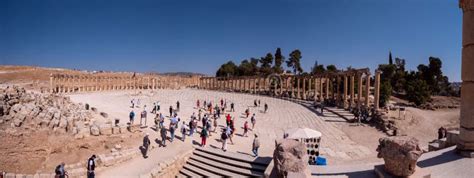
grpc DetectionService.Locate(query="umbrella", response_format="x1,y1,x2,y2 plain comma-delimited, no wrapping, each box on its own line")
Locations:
286,128,322,139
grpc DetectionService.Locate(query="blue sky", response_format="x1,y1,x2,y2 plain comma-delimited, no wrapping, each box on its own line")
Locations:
0,0,463,81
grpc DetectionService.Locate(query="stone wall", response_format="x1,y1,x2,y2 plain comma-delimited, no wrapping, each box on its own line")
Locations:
148,149,194,178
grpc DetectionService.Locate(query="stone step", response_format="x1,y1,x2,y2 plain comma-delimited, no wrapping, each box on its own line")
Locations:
186,159,243,177
194,147,271,166
175,173,189,178
193,150,267,172
191,154,265,177
181,164,210,177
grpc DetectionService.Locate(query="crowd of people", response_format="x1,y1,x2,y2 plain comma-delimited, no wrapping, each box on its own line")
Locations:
55,97,269,177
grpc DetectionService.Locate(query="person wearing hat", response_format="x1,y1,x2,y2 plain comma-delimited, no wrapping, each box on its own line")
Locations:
252,133,260,157
143,133,151,158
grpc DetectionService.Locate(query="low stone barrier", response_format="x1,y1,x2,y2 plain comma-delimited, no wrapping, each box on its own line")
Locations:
148,149,194,178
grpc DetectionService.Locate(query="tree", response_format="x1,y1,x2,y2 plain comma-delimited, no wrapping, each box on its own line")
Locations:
216,61,238,77
237,60,254,76
311,62,325,74
273,48,284,74
379,81,392,107
389,51,393,65
326,65,338,73
286,49,303,74
249,58,260,75
405,78,431,106
260,53,274,75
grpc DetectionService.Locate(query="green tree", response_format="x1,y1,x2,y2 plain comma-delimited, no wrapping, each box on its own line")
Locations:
379,81,392,107
238,60,255,76
273,48,284,74
286,49,303,74
389,51,393,65
260,53,274,75
216,61,238,77
311,62,325,74
406,78,431,106
326,65,338,73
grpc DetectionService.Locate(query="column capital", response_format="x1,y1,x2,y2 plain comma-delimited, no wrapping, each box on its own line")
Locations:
460,0,474,12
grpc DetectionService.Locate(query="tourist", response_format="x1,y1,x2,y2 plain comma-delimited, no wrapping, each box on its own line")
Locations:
152,103,157,113
160,127,167,147
54,162,68,178
159,113,165,129
251,114,256,130
216,106,221,118
143,133,151,158
169,106,173,117
245,108,250,118
87,155,96,178
169,121,176,142
198,109,202,120
264,103,268,113
258,100,261,107
230,102,235,112
129,110,135,125
213,116,218,133
197,99,200,108
176,101,180,111
438,127,447,139
203,100,207,109
252,134,260,157
156,101,161,112
131,99,135,108
226,114,231,126
220,99,224,108
181,121,187,141
188,119,194,136
200,128,208,147
226,125,233,145
206,119,212,136
202,114,208,129
154,114,160,129
254,99,258,107
140,109,147,126
243,121,249,137
221,129,228,151
230,119,235,144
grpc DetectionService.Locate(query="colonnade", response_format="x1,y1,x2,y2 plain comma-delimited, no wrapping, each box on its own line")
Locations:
50,74,200,93
199,68,381,110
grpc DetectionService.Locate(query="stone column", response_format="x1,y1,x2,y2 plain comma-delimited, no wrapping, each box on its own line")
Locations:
357,74,363,109
458,0,474,155
336,76,340,106
365,73,371,107
325,78,329,100
296,77,301,99
344,75,348,109
350,75,355,108
374,71,381,110
302,78,307,100
49,74,54,93
319,78,324,101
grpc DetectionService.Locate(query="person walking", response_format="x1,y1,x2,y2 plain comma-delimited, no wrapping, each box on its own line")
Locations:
225,126,233,145
181,121,187,141
226,114,231,126
230,102,235,112
140,109,147,126
169,123,176,142
245,108,250,118
143,133,151,158
251,114,256,130
188,119,194,136
176,101,180,111
197,99,200,108
87,155,96,178
252,134,260,157
169,106,173,117
221,129,228,152
264,103,268,113
243,121,249,137
54,162,68,178
129,110,135,125
206,119,212,136
200,128,208,147
160,127,167,147
213,117,218,133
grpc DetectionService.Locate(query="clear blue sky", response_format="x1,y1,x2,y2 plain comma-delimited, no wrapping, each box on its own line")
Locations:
0,0,463,81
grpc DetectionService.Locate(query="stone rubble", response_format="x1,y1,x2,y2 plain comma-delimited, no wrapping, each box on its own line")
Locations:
376,136,423,177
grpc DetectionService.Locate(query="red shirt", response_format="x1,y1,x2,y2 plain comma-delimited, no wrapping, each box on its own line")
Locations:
226,115,231,122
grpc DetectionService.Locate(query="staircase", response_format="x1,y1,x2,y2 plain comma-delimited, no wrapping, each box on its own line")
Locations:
178,147,272,177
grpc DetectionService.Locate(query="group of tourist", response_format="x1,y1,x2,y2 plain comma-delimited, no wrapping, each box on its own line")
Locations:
54,155,97,178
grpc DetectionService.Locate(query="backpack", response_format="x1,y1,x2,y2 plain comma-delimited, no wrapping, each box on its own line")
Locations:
55,165,61,175
221,132,228,140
